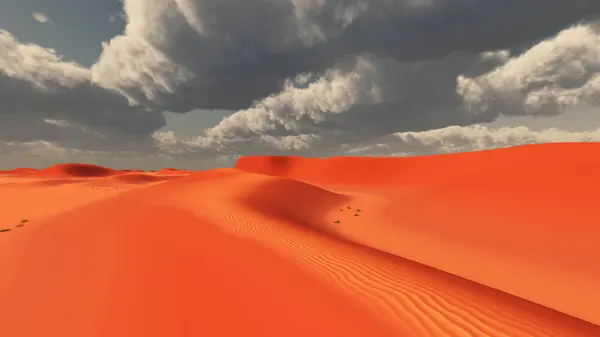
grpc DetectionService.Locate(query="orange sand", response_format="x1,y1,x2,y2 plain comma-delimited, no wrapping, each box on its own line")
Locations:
0,143,599,336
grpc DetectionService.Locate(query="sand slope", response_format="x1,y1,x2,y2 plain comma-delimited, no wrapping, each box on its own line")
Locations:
0,145,599,336
236,143,600,326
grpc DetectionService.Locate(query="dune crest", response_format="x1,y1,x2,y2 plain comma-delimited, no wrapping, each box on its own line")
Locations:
235,142,600,185
31,163,118,178
237,177,351,234
111,173,185,184
0,168,38,175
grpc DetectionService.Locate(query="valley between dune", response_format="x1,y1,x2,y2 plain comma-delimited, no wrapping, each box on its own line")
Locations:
0,143,599,337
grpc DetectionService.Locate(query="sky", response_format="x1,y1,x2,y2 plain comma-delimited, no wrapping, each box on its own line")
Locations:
2,0,600,170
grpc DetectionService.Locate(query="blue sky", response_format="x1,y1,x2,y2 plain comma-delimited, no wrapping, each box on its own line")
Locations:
0,0,124,66
1,0,600,169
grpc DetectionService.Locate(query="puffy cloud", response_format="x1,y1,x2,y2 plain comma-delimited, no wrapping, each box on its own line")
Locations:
191,50,510,155
128,124,600,167
187,19,600,155
458,23,600,119
32,12,52,24
0,30,166,150
93,0,600,114
89,0,600,155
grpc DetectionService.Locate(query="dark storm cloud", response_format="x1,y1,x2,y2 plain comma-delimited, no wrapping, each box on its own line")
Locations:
94,0,600,112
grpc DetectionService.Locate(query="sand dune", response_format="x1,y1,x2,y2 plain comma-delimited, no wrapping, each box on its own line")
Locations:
110,173,187,184
236,143,600,326
31,163,119,178
0,168,38,175
0,145,599,336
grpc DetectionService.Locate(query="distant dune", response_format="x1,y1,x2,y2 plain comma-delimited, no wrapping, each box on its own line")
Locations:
32,163,119,178
0,168,39,175
1,143,599,336
111,173,184,184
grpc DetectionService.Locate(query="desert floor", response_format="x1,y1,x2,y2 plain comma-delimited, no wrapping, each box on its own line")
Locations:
1,143,599,337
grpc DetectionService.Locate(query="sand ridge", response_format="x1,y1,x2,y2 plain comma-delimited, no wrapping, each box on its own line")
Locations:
0,145,599,336
236,143,600,326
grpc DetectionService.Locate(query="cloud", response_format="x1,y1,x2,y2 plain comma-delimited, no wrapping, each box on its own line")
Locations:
342,124,600,156
0,138,236,170
32,12,52,24
93,0,600,113
458,23,600,119
109,11,126,23
3,0,600,169
189,50,510,155
4,124,599,170
50,124,594,171
89,0,600,156
0,30,166,151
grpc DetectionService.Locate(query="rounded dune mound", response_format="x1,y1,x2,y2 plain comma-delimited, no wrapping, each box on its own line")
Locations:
0,183,396,337
0,168,38,175
236,176,351,231
33,164,118,178
112,173,182,184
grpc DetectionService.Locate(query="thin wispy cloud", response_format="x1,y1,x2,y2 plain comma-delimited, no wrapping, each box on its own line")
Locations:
31,12,52,24
108,11,125,23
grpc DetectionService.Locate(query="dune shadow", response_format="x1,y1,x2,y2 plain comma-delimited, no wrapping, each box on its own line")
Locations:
112,174,183,184
27,179,89,186
236,177,352,237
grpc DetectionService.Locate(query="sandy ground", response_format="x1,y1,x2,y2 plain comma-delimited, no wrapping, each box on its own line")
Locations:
0,144,599,337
